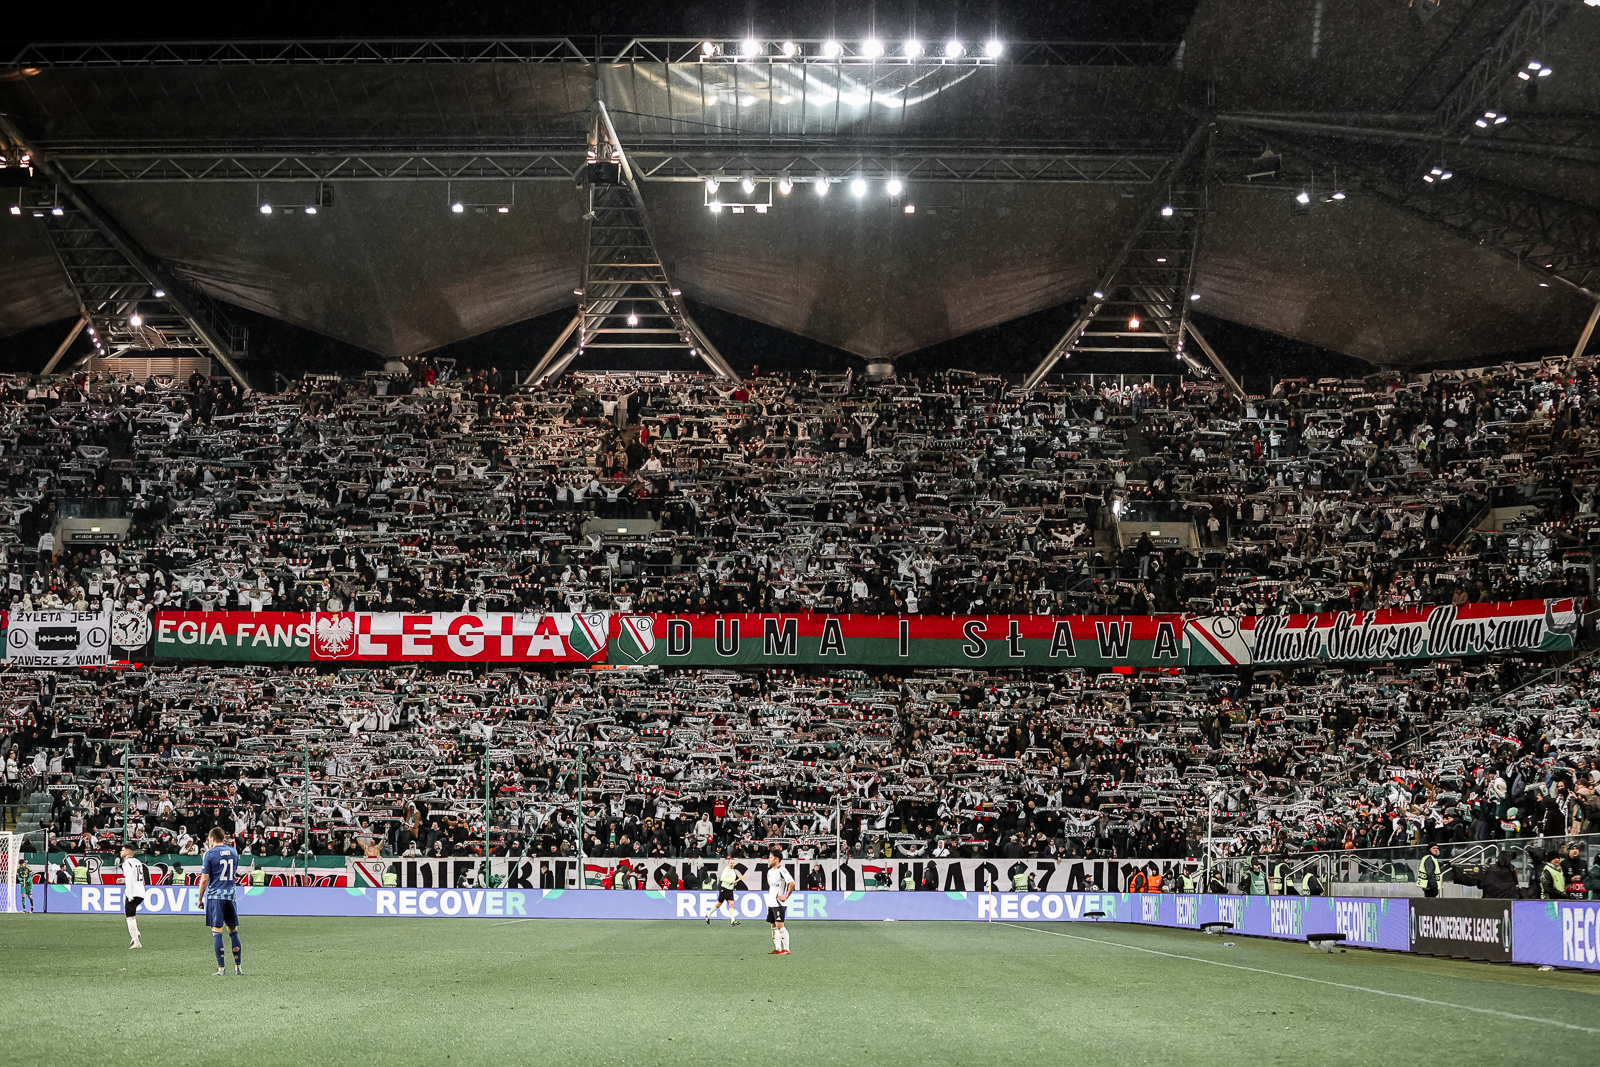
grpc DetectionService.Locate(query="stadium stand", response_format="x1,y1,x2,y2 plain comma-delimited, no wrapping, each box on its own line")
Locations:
3,364,1599,880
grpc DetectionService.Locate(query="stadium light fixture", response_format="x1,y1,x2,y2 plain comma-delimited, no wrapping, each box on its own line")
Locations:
815,176,830,196
1161,204,1174,216
129,313,142,327
850,176,868,197
709,200,724,213
304,206,317,215
904,39,924,58
741,173,756,195
260,204,272,214
701,41,717,57
627,310,639,326
904,203,915,214
1191,293,1201,301
153,288,165,297
704,176,720,194
498,206,510,213
1093,290,1105,299
779,41,798,58
1331,191,1346,200
945,40,966,58
8,205,19,215
451,202,464,213
50,206,63,216
741,38,762,58
1128,316,1141,330
821,39,843,57
1519,61,1551,80
862,38,885,58
886,178,904,196
984,39,1004,58
1295,191,1311,205
777,174,793,195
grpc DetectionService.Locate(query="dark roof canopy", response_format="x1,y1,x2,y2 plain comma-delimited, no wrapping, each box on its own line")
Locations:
1,1,1596,369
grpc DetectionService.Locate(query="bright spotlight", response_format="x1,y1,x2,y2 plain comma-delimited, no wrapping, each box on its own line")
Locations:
777,175,793,195
50,206,63,216
8,205,19,215
701,41,716,57
709,200,724,213
741,39,761,57
129,314,142,327
862,38,884,58
1093,290,1105,299
1161,204,1174,216
153,289,165,297
904,203,915,214
260,204,272,214
886,178,904,195
1127,316,1141,330
627,312,639,326
498,206,510,213
741,175,756,195
1295,191,1311,205
1331,191,1346,200
304,206,317,215
779,41,798,57
705,176,720,194
1190,293,1201,301
815,178,830,196
983,39,1003,58
451,202,464,213
822,39,843,57
904,39,924,58
850,177,868,197
944,40,966,58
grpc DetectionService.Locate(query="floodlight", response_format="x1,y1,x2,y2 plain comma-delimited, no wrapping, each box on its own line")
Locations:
451,202,464,213
260,204,272,214
815,177,830,196
777,175,793,195
822,39,843,57
1440,170,1453,179
850,177,868,197
1191,293,1201,301
904,39,924,57
1128,316,1141,330
709,200,723,213
50,206,63,216
8,205,18,215
1331,191,1346,200
1423,173,1435,182
498,206,509,213
944,40,965,57
779,41,798,57
701,41,716,57
1093,290,1105,299
153,289,165,297
304,206,317,215
984,39,1004,58
1161,204,1174,216
741,39,761,58
904,203,915,214
627,311,639,326
705,176,720,194
863,38,884,58
1295,191,1311,204
741,174,756,194
129,314,142,327
886,178,904,195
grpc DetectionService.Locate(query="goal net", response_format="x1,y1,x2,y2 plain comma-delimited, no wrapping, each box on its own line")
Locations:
0,833,20,913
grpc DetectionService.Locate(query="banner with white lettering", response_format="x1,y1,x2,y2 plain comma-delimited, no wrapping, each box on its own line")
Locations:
1185,598,1580,666
1510,900,1600,971
2,609,111,667
1409,898,1513,962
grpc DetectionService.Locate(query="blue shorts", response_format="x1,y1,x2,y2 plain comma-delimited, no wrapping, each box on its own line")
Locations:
205,898,239,929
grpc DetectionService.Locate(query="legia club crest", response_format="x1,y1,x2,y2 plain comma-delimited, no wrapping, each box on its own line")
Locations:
615,615,657,662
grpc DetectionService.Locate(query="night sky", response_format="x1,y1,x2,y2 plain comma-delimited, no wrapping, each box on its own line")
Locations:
0,2,1537,383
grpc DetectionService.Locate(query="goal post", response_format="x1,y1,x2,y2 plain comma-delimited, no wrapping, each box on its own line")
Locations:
0,832,20,914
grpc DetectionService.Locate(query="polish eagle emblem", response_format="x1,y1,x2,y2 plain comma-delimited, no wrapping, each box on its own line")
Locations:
313,612,356,658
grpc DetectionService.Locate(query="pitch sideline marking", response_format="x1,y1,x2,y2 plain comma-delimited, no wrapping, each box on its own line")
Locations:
490,918,535,926
997,922,1600,1035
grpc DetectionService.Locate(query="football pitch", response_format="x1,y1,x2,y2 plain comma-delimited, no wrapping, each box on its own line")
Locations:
4,915,1597,1066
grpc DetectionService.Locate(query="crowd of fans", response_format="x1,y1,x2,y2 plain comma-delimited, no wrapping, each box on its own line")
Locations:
3,361,1600,887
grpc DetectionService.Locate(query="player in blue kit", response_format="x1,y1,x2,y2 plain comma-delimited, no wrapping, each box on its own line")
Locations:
196,827,244,976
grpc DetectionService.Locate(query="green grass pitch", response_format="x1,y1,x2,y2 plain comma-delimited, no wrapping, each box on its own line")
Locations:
4,914,1597,1065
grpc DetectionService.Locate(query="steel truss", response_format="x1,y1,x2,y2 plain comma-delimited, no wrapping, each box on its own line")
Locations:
46,149,1175,186
7,38,1178,69
0,117,253,387
1429,0,1570,138
528,103,737,385
1024,123,1217,391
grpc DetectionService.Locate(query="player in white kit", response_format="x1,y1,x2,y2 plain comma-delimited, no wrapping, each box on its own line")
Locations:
765,850,795,955
120,846,146,949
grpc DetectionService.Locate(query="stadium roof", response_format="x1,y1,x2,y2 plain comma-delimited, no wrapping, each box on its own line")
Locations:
1,0,1597,376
